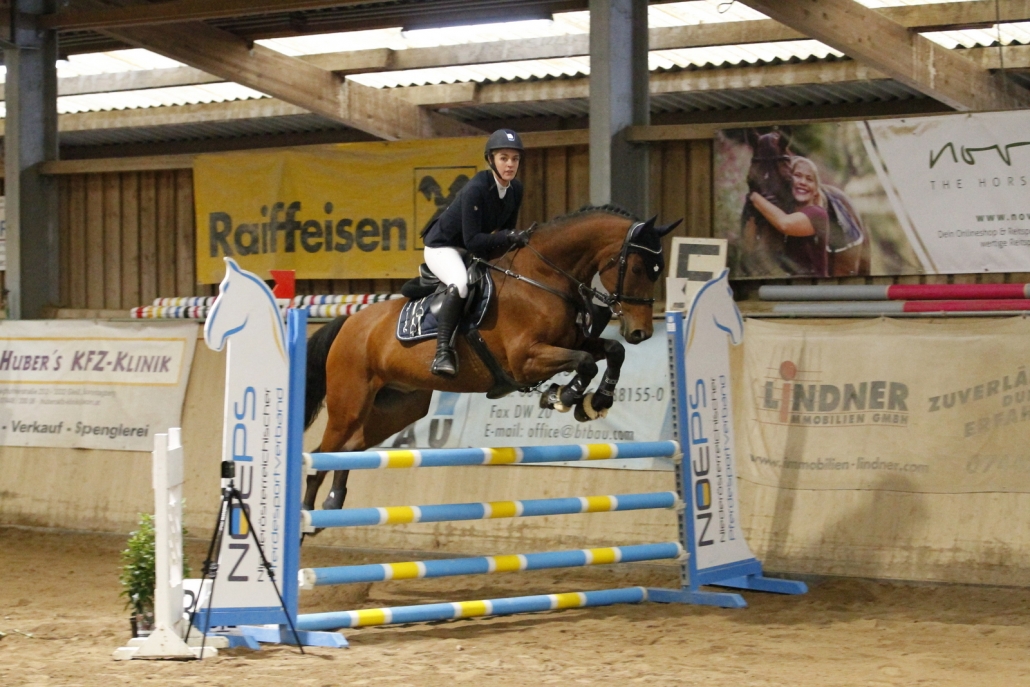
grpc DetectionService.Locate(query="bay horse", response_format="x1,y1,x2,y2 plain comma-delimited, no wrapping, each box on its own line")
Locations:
740,129,869,277
302,205,678,516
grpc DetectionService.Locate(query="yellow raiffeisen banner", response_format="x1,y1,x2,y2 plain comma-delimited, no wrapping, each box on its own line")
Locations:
738,317,1030,493
194,137,486,283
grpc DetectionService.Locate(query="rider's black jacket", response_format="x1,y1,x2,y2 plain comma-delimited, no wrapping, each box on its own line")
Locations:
422,170,523,259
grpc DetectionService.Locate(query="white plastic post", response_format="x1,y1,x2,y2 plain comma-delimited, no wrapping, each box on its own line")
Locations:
114,429,216,660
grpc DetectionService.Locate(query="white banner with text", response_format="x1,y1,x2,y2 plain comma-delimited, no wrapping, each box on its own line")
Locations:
0,320,198,451
738,317,1030,493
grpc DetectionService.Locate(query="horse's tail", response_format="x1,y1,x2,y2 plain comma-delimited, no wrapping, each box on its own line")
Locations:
304,316,347,430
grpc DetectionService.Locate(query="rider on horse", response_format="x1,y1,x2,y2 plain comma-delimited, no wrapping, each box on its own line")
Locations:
421,129,530,378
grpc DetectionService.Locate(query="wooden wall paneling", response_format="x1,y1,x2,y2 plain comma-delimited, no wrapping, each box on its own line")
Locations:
686,140,713,238
156,171,177,297
120,173,141,308
85,174,105,309
373,278,393,295
647,143,663,220
67,175,87,309
102,173,122,309
518,148,545,230
567,145,590,211
58,178,71,307
952,273,977,284
175,170,197,296
978,272,1005,284
544,147,568,220
139,171,158,305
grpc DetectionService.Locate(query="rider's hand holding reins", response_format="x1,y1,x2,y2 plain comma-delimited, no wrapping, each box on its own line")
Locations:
509,230,532,248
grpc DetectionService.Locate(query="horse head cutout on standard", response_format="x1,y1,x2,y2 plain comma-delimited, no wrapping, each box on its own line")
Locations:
204,257,287,363
684,269,743,365
302,205,680,517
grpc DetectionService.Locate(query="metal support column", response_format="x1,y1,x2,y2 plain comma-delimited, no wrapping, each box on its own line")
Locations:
3,0,59,319
589,0,649,216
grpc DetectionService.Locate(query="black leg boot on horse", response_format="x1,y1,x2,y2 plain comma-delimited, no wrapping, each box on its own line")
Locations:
430,285,466,378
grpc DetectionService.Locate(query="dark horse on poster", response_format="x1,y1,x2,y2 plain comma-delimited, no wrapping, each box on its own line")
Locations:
301,205,679,518
740,129,870,277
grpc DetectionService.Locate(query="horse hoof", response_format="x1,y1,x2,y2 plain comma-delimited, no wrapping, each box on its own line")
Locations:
322,489,345,510
540,384,571,412
574,393,608,422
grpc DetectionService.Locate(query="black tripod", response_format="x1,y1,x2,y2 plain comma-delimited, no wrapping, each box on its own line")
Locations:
185,460,305,656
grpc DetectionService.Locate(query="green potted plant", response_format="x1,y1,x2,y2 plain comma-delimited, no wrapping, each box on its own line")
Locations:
119,513,191,637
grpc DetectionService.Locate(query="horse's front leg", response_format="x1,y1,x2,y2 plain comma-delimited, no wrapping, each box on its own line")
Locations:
575,338,624,421
522,344,597,414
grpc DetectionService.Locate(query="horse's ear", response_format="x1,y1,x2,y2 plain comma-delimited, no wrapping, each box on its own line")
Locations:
745,128,759,149
655,218,682,237
777,130,791,153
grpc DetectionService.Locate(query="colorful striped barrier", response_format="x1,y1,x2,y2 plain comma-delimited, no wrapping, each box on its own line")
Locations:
760,283,1030,301
296,587,650,631
300,543,684,588
771,299,1030,316
302,491,678,530
130,294,401,319
304,441,680,472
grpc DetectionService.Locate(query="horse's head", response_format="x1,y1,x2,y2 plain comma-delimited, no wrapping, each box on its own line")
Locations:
204,258,286,355
599,216,680,345
746,129,794,210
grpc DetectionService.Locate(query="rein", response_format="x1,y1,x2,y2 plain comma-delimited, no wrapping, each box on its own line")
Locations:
472,219,658,338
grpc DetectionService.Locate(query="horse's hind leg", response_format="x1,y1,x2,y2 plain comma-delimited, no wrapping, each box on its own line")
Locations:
318,387,433,511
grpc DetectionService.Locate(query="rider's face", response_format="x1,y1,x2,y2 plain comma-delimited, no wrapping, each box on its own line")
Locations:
492,149,521,183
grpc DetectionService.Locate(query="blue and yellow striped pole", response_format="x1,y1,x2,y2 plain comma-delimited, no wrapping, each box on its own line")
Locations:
305,440,680,472
300,542,683,589
295,586,650,630
302,491,679,531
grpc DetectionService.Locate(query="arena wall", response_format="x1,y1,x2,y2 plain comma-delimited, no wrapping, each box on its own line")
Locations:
3,326,1030,588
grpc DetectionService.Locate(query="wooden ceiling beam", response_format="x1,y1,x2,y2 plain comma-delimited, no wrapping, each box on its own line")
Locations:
96,20,480,139
736,0,1030,111
41,0,380,31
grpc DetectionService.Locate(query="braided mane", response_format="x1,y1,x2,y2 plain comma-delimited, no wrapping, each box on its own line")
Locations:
539,204,640,232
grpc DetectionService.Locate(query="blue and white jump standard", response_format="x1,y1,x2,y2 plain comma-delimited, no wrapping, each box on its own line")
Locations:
202,275,805,649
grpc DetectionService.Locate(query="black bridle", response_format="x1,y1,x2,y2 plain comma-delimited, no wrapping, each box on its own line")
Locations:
473,220,660,337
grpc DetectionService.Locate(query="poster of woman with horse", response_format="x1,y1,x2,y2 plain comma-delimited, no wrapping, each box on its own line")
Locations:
715,123,924,279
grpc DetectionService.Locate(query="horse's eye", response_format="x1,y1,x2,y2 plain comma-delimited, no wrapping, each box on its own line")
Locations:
631,264,644,276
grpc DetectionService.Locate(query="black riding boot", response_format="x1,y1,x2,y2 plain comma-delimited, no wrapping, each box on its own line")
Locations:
431,285,466,378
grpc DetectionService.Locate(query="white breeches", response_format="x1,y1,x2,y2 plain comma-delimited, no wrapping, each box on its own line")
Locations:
423,246,469,298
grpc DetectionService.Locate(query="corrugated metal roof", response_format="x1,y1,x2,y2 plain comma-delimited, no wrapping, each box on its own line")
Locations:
0,0,1024,142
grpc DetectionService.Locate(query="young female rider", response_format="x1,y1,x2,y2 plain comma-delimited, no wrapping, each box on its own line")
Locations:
748,156,830,276
421,129,530,377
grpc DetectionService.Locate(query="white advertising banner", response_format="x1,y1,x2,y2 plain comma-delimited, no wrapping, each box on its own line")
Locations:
382,324,675,470
739,316,1030,494
862,111,1030,274
0,320,197,451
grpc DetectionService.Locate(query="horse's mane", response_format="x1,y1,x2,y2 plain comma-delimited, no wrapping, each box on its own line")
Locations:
540,204,640,231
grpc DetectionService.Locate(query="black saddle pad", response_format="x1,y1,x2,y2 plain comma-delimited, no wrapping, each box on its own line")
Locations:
396,272,493,342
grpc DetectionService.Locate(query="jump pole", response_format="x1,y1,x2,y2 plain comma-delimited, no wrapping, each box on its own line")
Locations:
760,283,1030,301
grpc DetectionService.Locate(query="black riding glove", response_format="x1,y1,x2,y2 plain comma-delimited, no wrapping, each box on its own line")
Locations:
509,230,531,248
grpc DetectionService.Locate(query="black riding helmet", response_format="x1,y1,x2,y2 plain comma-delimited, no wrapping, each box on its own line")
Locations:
485,129,524,175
